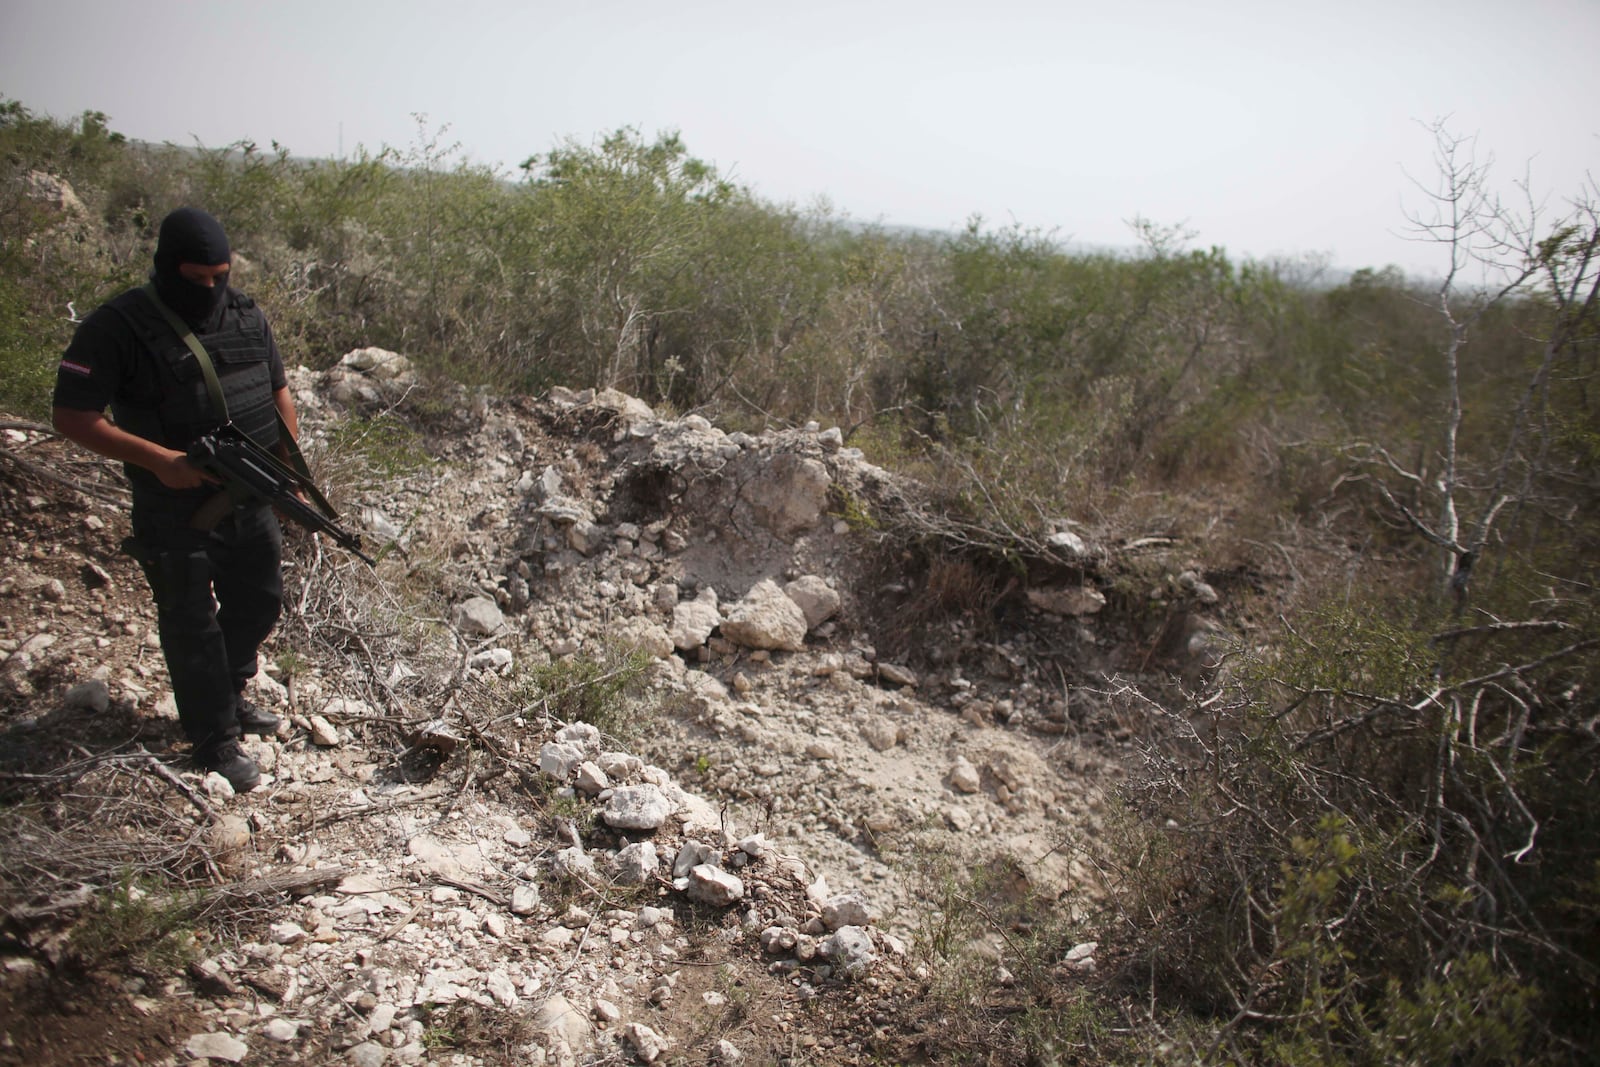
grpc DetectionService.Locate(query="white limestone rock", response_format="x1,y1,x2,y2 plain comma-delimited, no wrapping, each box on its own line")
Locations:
623,1021,670,1063
540,742,586,780
452,596,506,636
949,757,982,794
783,575,841,629
670,589,722,651
822,891,873,931
820,925,877,979
574,761,611,796
185,1032,248,1063
686,864,745,907
615,841,660,884
602,785,673,831
877,662,919,687
340,346,412,381
511,885,542,915
720,580,807,652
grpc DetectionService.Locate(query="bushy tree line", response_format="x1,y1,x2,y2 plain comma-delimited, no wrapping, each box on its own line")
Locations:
0,101,1438,493
4,100,1597,1062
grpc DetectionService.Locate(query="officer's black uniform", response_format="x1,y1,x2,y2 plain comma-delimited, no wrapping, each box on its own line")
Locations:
53,209,287,773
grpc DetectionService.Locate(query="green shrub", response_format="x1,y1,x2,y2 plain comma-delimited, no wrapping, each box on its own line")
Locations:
66,875,202,975
512,640,654,740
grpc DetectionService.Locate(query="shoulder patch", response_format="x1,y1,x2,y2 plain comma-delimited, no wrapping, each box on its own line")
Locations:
59,359,93,377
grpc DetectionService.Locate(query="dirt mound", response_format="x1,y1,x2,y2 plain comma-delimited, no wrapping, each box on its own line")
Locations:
0,372,1229,1063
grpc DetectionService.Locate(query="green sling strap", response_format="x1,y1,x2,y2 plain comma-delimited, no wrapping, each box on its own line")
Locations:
139,283,340,525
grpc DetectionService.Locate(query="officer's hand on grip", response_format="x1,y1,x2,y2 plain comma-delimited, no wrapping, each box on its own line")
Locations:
154,450,217,490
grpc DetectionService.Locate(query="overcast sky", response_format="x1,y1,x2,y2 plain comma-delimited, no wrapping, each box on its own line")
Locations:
5,0,1597,276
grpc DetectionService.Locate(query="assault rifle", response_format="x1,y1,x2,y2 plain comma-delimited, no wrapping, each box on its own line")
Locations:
186,423,377,567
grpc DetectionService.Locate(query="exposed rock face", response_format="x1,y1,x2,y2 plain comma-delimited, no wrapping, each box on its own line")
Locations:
24,171,89,219
739,453,831,537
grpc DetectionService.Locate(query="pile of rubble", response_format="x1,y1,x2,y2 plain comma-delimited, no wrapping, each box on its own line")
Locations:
0,344,1229,1063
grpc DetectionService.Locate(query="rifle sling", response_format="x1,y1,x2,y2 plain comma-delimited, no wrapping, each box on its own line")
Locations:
138,283,339,528
140,282,232,421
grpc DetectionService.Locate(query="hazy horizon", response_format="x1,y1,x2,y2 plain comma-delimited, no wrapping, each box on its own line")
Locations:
5,0,1597,279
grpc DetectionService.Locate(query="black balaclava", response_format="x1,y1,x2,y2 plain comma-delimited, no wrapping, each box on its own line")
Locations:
151,207,232,327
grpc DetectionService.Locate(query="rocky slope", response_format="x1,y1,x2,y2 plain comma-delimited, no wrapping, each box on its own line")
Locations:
0,351,1230,1065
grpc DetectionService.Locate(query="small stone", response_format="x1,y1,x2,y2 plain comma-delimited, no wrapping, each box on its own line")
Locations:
202,772,236,800
1064,940,1098,962
949,757,981,794
574,761,611,796
601,784,673,830
553,847,597,880
783,575,841,628
614,841,659,885
819,925,877,979
347,1040,387,1067
1047,529,1088,555
877,662,918,687
623,1021,669,1063
760,926,797,954
539,741,586,780
1026,586,1106,616
511,885,541,915
63,680,111,712
307,715,340,747
822,891,873,930
264,1018,299,1042
686,864,744,907
452,596,505,636
185,1032,248,1062
270,922,309,945
860,719,900,751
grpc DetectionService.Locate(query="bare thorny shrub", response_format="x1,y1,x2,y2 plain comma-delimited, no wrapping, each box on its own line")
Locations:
1093,124,1600,1064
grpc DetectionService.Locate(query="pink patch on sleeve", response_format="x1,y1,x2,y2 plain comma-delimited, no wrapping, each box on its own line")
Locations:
59,359,93,377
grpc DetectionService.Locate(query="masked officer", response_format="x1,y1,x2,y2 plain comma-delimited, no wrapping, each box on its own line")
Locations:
52,207,295,791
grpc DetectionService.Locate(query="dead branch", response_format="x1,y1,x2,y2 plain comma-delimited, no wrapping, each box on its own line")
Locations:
1432,620,1573,642
201,866,351,907
0,441,130,505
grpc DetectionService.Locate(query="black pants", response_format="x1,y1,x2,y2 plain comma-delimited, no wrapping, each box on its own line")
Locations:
132,501,283,747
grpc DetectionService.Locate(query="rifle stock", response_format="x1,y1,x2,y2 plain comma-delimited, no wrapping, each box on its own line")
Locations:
187,425,376,567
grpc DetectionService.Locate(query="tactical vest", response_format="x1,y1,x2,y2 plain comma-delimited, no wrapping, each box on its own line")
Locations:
105,286,280,454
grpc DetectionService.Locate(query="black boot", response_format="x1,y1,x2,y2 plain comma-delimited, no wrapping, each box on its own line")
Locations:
196,738,260,792
236,696,281,736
